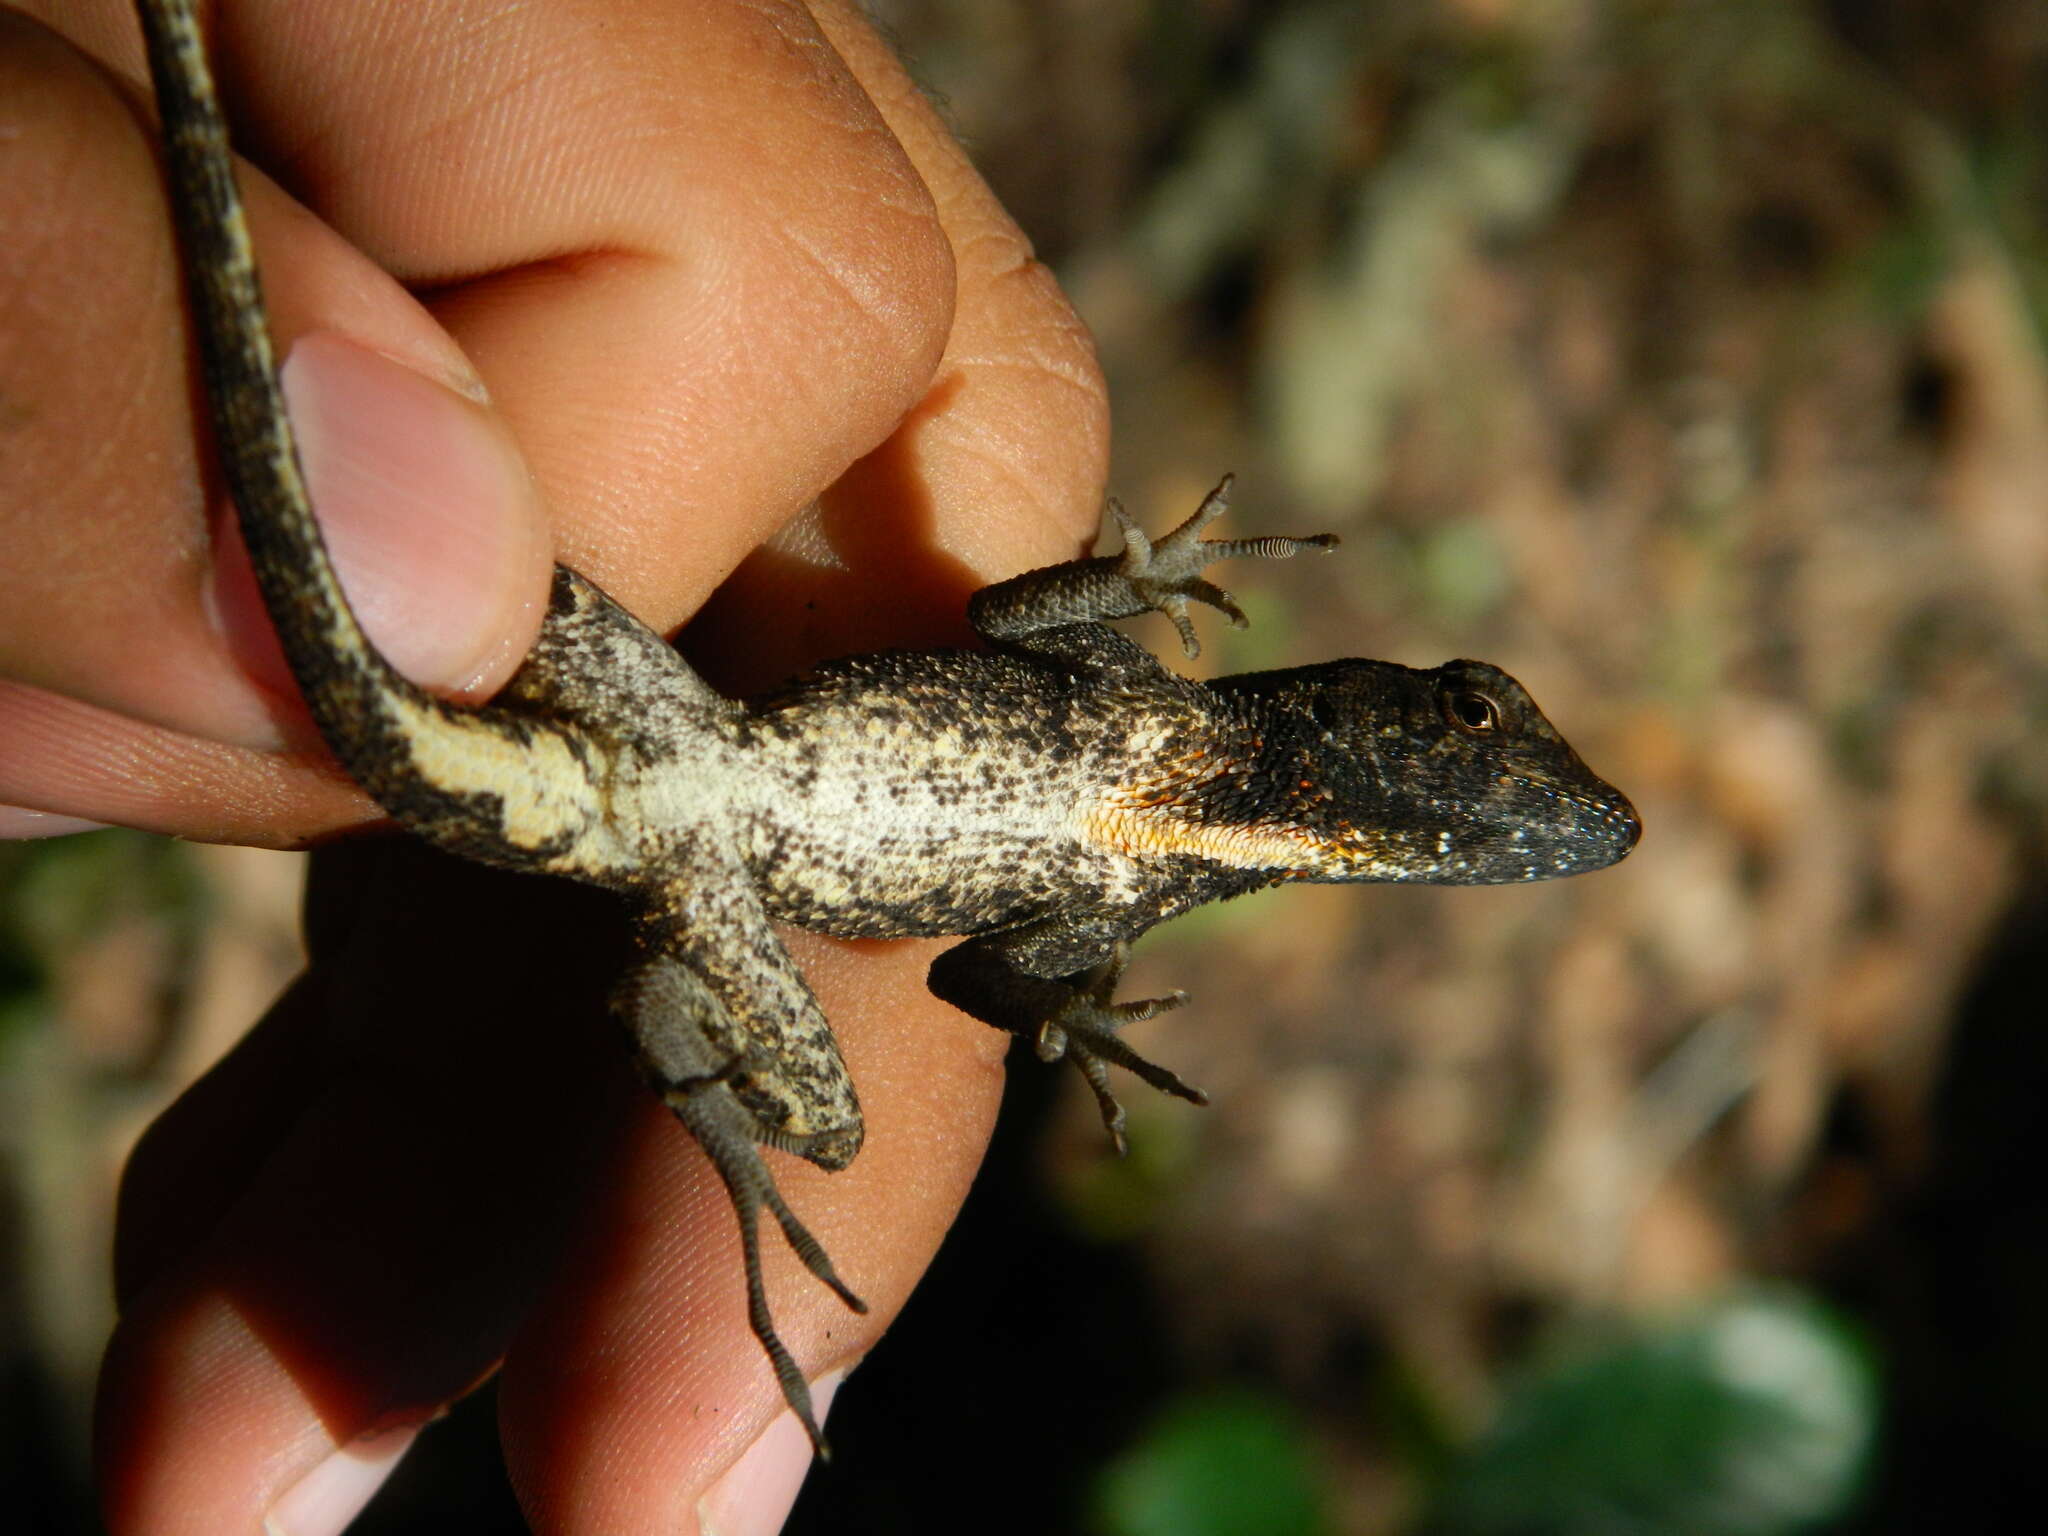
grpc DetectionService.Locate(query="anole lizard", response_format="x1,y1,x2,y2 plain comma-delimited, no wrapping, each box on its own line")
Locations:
133,0,1640,1454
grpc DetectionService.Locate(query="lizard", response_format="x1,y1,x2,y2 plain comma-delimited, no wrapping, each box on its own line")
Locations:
132,0,1640,1457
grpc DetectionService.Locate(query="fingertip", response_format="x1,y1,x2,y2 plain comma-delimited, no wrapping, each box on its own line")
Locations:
0,804,111,839
95,1289,326,1536
262,1423,416,1536
697,1371,844,1536
96,1285,425,1536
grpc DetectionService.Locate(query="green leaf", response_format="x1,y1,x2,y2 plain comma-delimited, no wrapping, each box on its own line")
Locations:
1093,1389,1327,1536
1431,1291,1877,1536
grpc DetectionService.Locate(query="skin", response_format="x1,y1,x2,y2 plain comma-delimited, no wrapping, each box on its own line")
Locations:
0,1,1109,1530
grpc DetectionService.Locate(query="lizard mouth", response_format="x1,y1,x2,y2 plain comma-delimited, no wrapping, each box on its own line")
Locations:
1507,771,1642,869
1615,794,1644,852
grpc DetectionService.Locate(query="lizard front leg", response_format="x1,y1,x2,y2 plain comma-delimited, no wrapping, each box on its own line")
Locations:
619,873,867,1455
930,925,1207,1156
967,475,1337,673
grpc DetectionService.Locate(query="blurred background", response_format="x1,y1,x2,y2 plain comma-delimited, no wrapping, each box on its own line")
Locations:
7,0,2047,1530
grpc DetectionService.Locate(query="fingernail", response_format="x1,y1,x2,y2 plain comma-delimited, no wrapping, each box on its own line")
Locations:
263,1422,417,1536
0,806,109,839
215,333,551,703
697,1371,844,1536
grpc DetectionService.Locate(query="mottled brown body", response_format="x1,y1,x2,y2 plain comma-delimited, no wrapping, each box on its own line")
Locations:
137,0,1639,1456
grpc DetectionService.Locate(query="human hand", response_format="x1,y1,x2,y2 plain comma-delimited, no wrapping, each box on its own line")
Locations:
0,0,1107,1529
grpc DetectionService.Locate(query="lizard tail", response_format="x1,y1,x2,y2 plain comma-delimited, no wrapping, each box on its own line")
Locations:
136,0,621,873
136,0,424,745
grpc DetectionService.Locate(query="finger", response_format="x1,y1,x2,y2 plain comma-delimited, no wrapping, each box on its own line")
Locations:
96,841,1007,1536
0,13,551,832
812,0,1110,575
171,0,959,629
0,679,367,846
681,0,1113,661
500,934,1005,1533
97,842,638,1536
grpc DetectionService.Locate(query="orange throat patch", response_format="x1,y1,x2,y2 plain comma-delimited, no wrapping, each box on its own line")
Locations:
1079,795,1353,873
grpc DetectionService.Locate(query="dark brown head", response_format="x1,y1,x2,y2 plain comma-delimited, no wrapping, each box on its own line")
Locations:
1211,657,1641,884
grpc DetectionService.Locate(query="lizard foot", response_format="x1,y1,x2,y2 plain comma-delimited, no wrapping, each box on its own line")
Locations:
662,1078,867,1459
1111,474,1339,659
1035,943,1208,1155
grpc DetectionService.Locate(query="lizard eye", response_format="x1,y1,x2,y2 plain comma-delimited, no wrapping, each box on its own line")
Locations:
1444,689,1501,733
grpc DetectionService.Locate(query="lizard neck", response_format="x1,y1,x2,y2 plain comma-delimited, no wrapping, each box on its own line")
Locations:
1077,688,1347,880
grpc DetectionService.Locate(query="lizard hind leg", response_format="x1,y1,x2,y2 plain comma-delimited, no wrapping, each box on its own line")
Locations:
662,1077,866,1458
615,946,866,1457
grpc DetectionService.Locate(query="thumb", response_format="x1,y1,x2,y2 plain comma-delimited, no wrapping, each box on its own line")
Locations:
210,332,553,738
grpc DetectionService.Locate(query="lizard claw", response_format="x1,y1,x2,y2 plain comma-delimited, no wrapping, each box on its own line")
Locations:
1036,946,1207,1151
1114,475,1338,660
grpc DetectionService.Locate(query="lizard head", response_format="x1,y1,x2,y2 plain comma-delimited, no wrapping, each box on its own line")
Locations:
1211,657,1641,885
